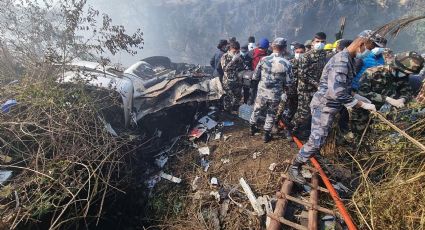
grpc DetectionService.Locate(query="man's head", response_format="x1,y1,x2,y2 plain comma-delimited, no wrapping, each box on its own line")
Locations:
271,37,287,53
391,51,424,77
304,40,312,51
217,39,228,51
259,38,270,50
293,43,306,59
337,39,352,52
312,32,327,50
229,41,240,55
248,36,255,43
347,30,384,58
240,43,249,56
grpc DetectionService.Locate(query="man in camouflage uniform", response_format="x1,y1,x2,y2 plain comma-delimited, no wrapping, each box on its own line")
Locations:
351,51,424,133
220,41,244,112
291,32,328,139
288,30,383,184
276,43,305,130
250,38,293,143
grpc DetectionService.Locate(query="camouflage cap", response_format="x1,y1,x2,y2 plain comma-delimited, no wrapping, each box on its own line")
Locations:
304,39,312,46
272,37,287,47
357,30,386,48
393,51,425,74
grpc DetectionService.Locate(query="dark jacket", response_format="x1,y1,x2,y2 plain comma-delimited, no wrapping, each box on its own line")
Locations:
210,49,225,77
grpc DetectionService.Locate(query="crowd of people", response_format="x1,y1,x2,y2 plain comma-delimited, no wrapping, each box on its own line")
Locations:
210,30,425,184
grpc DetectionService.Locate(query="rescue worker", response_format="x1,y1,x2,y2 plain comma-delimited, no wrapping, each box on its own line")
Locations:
240,43,253,104
351,51,424,133
290,32,328,140
220,41,244,112
248,36,256,51
353,36,388,91
250,38,293,143
252,38,270,70
304,40,312,52
277,43,306,131
288,30,383,184
210,39,228,80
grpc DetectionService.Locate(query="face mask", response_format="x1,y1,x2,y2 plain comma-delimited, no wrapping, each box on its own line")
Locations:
356,45,371,59
371,47,385,56
294,53,304,60
313,42,325,50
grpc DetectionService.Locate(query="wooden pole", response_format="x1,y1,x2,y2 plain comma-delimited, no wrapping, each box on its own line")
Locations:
267,178,293,230
308,172,319,230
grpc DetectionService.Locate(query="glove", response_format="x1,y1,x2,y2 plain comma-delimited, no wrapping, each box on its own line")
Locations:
385,97,405,108
353,93,371,104
360,102,377,112
281,93,287,102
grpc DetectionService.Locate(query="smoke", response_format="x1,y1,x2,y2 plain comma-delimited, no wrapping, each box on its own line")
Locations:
89,0,421,67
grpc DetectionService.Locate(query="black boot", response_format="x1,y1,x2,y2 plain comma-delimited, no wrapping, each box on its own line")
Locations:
250,124,259,136
287,156,307,184
263,131,272,143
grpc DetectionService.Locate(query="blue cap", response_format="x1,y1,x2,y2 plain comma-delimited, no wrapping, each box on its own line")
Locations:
259,38,270,49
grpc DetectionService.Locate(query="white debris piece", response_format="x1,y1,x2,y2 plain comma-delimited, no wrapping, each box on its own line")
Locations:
257,195,273,226
155,155,169,168
268,163,277,171
210,191,220,202
0,170,12,185
214,132,222,140
201,158,210,172
239,178,264,215
160,172,182,183
192,176,201,191
210,177,219,186
223,135,232,141
145,175,161,189
252,152,262,159
198,146,210,156
198,116,218,130
221,158,230,164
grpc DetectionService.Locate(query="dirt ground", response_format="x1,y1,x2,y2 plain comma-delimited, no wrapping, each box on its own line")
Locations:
143,113,303,230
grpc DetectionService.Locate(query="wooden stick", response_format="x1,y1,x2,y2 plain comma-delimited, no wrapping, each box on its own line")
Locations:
281,173,330,193
308,172,319,230
371,111,425,152
281,193,338,216
267,178,293,230
268,213,308,230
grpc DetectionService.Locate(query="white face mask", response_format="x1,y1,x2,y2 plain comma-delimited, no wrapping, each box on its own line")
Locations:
313,42,325,50
371,47,385,56
356,45,371,59
294,53,304,60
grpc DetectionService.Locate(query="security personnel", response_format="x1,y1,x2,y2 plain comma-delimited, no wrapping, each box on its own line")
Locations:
250,38,293,143
291,32,328,140
351,51,424,132
220,41,244,112
288,30,384,184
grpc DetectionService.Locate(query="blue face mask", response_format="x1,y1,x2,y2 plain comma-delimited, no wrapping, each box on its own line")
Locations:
371,47,385,56
356,46,371,59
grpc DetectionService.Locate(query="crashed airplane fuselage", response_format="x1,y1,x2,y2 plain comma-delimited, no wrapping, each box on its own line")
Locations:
60,59,224,128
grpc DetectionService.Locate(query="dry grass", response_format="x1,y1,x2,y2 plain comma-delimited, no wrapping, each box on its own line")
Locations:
347,105,425,230
0,66,137,229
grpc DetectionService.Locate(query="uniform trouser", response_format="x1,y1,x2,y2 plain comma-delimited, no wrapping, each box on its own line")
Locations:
291,92,315,131
223,81,242,112
249,96,280,131
242,86,250,104
276,94,298,126
298,105,339,162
